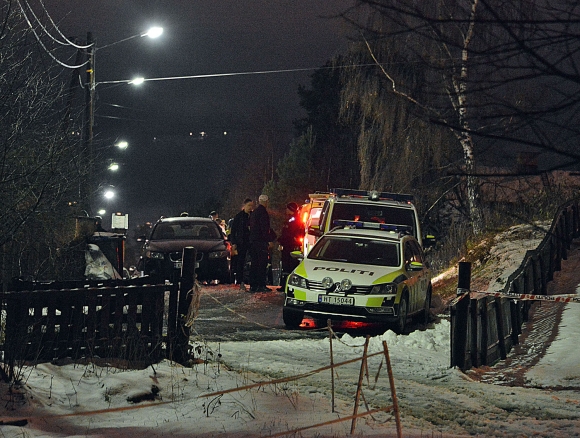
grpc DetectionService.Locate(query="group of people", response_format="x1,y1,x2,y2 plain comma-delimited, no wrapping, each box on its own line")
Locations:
225,195,303,293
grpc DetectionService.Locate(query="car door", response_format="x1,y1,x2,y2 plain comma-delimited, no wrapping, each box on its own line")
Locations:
404,240,426,314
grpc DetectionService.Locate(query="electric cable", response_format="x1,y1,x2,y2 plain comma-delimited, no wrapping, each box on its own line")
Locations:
21,0,93,49
16,0,90,69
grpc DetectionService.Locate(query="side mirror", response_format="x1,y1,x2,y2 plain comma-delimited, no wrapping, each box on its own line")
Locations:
407,261,424,272
308,225,322,237
423,234,436,248
290,250,304,261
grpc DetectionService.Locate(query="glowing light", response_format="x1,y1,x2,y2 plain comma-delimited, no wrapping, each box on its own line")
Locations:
143,27,163,39
108,163,119,171
115,141,128,149
129,77,145,85
104,190,115,199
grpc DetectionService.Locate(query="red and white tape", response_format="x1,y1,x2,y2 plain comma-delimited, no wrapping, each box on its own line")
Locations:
461,290,580,303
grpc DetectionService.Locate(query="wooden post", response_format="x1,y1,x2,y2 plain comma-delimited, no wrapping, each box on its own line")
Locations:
382,340,403,438
327,318,335,413
350,336,369,434
174,246,196,363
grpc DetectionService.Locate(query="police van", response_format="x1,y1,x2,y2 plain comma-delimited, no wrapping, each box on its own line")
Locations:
283,220,432,333
304,189,433,254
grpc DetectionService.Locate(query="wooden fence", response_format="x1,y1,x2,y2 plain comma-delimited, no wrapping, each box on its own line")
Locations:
450,198,580,370
0,247,199,381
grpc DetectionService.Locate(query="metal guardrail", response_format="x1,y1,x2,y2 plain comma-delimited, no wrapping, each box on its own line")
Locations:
450,198,580,370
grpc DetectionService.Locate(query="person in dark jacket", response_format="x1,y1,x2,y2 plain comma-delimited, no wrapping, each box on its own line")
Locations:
229,198,253,290
277,202,304,290
248,194,276,292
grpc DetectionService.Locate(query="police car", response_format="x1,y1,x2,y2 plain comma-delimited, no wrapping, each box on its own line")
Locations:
283,220,432,333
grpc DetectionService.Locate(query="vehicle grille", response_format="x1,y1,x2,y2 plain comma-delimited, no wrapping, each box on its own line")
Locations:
308,280,373,294
169,252,204,262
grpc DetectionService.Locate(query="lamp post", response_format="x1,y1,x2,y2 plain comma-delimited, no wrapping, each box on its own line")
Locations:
82,27,163,213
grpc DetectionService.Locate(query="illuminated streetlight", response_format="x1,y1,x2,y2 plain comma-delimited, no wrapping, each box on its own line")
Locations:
104,189,115,200
84,28,162,214
98,209,106,215
108,162,120,171
129,77,145,85
115,140,129,149
143,27,163,39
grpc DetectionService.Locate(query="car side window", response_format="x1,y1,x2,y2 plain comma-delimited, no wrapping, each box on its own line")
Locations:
410,241,423,263
318,201,331,232
404,242,414,266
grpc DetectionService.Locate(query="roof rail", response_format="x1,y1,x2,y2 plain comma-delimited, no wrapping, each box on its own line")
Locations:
332,220,413,235
330,188,414,203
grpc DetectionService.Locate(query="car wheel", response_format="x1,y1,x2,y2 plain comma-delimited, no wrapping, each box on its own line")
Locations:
283,307,303,329
394,294,408,334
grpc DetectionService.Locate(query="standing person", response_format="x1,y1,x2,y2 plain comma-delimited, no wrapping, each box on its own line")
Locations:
249,194,276,292
229,198,253,290
277,202,304,291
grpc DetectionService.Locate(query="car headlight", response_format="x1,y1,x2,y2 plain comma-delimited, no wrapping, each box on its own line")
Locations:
288,273,308,288
146,251,164,260
370,283,397,294
209,250,229,259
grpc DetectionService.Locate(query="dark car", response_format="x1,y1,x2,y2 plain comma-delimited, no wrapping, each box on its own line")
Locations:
138,217,232,283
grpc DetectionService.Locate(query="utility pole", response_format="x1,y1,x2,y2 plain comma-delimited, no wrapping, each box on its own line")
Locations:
82,31,95,215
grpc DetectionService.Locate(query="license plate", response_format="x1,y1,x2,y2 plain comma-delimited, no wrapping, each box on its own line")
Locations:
173,261,182,269
318,295,354,306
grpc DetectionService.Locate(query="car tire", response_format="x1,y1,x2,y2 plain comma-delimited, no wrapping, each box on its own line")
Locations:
394,294,408,334
283,307,303,329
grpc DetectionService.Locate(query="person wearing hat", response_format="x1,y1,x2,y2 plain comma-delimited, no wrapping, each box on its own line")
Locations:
248,194,276,292
277,202,304,291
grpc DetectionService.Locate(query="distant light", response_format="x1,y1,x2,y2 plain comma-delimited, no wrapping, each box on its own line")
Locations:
143,27,163,39
104,190,115,199
98,209,106,215
129,77,145,85
223,131,227,135
108,163,120,171
115,141,129,149
200,131,206,137
189,132,193,136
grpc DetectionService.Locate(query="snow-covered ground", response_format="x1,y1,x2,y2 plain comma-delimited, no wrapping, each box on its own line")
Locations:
2,223,580,437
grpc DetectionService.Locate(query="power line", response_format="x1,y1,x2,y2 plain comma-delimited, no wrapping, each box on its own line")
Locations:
17,0,90,69
96,63,385,85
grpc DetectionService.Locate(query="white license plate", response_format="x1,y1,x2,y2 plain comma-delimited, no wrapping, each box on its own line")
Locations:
318,295,354,306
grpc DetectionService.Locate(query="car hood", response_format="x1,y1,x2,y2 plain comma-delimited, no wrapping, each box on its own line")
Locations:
145,239,226,253
297,258,402,284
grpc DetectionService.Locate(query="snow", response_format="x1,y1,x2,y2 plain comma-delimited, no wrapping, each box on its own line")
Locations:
2,223,580,437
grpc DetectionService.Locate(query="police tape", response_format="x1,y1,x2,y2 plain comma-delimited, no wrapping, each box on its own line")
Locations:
462,289,580,303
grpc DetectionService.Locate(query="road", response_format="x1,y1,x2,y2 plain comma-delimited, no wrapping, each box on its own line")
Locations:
188,284,427,342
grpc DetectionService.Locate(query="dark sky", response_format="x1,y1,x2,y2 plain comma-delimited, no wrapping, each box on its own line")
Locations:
49,1,355,227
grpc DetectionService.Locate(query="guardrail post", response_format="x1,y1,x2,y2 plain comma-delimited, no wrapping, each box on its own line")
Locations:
457,261,471,295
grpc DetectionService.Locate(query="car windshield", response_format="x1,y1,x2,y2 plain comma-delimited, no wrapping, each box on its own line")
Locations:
308,236,400,267
330,204,415,235
151,222,222,240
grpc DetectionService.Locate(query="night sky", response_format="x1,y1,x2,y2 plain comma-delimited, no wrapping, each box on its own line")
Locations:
49,1,354,228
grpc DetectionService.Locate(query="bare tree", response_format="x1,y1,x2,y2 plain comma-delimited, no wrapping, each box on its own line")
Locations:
341,0,580,234
0,2,87,282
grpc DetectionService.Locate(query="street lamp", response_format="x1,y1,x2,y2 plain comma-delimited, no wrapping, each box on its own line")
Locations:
83,27,162,213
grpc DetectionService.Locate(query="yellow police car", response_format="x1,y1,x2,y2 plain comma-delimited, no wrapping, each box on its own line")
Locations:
283,220,432,333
